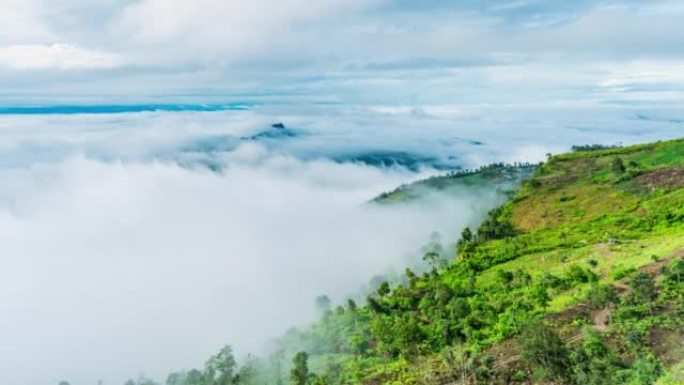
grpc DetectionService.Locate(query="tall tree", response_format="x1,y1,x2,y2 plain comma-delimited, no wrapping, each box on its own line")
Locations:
290,352,309,385
205,345,237,385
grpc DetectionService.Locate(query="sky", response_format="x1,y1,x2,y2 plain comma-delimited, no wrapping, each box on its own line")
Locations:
2,1,684,385
0,0,682,106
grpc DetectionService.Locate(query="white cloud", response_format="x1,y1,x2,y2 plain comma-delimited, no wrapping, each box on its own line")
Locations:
599,60,684,87
0,43,124,70
0,153,500,385
0,0,683,103
0,99,683,384
112,0,378,66
0,0,50,43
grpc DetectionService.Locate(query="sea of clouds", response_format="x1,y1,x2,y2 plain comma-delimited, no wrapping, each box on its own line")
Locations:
1,104,683,385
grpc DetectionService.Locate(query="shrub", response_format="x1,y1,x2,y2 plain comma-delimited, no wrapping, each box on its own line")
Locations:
612,157,626,174
612,267,636,280
587,284,618,309
518,322,572,383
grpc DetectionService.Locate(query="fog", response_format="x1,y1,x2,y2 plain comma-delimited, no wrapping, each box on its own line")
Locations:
0,108,504,385
1,155,503,385
1,105,683,385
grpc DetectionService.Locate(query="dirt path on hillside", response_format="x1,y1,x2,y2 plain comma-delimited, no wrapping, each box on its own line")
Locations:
593,307,612,332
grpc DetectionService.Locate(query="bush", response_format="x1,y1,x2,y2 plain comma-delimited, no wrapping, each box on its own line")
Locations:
518,322,572,383
566,264,598,283
587,284,618,309
612,267,636,280
612,157,626,174
476,206,517,241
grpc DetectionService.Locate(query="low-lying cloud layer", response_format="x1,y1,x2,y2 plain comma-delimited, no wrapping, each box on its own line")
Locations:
1,1,683,384
1,106,684,384
1,155,499,385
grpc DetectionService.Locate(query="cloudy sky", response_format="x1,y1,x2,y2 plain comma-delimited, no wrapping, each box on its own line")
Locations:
0,0,683,106
2,1,684,385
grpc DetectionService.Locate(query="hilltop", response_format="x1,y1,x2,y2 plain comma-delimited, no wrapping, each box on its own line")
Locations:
151,138,684,385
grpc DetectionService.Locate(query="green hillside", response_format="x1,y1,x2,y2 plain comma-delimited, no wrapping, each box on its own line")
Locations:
155,139,684,385
373,163,537,204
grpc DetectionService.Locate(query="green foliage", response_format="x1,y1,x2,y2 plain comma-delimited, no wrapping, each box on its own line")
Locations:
315,295,332,314
571,333,625,385
290,352,309,385
628,272,657,313
204,346,237,385
572,144,619,152
530,284,551,309
613,266,637,280
476,206,517,242
619,355,662,385
587,283,618,309
374,163,537,203
518,322,572,383
148,138,684,385
613,157,627,174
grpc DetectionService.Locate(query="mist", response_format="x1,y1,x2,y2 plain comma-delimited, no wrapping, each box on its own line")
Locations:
2,0,684,383
0,124,505,384
1,104,683,385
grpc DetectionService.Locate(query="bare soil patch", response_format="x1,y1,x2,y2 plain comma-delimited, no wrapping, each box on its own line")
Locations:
633,167,684,191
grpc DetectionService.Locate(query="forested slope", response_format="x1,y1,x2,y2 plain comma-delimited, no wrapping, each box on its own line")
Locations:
373,163,537,204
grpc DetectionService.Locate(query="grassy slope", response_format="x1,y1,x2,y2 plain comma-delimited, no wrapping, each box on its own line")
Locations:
472,139,683,379
482,138,684,301
339,138,684,384
461,139,684,380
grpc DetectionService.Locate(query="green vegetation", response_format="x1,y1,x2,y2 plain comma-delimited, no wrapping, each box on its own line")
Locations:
373,163,537,203
136,138,684,385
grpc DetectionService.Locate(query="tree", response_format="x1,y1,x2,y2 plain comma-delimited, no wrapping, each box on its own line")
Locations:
185,369,204,385
205,345,237,385
476,207,516,241
270,347,286,385
346,299,357,312
623,355,662,384
496,269,514,287
571,334,622,385
587,284,618,309
612,157,626,174
423,249,447,270
234,355,257,385
666,259,684,283
457,227,474,255
518,322,571,383
376,281,390,297
629,272,656,313
165,372,186,385
530,284,550,310
290,352,310,385
315,295,332,314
